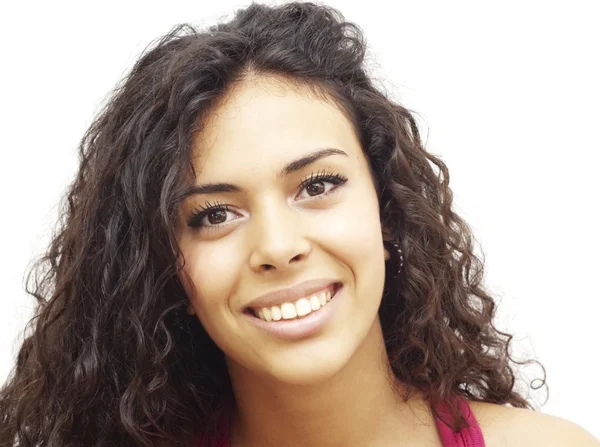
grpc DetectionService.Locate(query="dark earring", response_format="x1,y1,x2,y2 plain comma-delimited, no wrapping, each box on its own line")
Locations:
391,242,404,278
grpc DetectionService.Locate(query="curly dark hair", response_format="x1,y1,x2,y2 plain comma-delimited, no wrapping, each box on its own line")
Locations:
0,2,545,446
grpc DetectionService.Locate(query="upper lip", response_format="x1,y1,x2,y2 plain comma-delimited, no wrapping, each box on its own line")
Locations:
246,279,339,310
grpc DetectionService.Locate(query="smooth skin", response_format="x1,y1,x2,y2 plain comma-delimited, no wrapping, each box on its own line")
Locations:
177,74,599,446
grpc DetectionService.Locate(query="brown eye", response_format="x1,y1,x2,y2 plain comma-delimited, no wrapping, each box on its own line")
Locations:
306,182,325,196
296,172,348,201
207,209,228,225
188,202,241,230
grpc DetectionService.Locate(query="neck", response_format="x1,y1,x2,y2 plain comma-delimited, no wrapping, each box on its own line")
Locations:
226,318,440,447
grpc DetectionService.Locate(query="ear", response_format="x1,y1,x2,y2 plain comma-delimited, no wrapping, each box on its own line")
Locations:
381,224,393,261
186,302,196,316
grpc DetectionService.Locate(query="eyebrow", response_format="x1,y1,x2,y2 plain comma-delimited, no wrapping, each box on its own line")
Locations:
179,147,348,199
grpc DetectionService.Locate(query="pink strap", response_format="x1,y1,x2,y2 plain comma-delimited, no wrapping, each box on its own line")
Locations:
434,398,486,447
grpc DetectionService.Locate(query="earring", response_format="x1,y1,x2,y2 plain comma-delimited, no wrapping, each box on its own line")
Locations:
392,242,404,278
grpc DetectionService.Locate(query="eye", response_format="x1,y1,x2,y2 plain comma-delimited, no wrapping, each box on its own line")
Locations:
187,202,241,230
204,209,229,225
296,171,348,200
297,180,332,199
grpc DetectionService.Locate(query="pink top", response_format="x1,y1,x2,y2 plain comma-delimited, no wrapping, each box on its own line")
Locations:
194,398,485,446
434,398,486,447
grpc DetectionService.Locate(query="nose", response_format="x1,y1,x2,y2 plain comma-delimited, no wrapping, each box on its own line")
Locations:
248,200,311,273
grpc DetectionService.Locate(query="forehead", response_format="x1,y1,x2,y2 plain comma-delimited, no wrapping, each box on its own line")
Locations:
191,76,362,175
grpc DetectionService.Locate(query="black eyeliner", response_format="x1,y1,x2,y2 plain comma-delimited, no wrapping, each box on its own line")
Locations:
187,170,348,230
187,200,231,228
298,169,348,191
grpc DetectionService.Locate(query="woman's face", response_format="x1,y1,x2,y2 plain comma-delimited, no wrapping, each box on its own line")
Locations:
177,75,388,385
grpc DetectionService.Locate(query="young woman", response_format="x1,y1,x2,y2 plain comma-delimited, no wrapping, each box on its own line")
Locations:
1,2,597,446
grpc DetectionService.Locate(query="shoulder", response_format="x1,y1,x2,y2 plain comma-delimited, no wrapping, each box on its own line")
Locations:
468,401,600,447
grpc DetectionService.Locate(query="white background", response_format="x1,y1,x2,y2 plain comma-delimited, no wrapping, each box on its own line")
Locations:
1,0,598,438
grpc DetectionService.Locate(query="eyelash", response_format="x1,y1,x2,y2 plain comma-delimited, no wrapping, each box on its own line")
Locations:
187,170,348,230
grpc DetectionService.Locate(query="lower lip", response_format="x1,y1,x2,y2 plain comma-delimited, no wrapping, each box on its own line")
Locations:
245,284,343,340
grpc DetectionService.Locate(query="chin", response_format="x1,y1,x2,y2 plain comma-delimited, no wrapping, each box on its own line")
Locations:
260,333,363,386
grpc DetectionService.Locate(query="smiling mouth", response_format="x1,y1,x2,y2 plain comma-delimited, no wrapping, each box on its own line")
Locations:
246,283,342,322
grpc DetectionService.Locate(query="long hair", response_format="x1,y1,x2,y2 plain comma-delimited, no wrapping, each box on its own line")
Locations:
0,2,545,445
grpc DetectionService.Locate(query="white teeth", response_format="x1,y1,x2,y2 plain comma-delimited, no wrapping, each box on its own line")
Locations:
281,302,297,319
295,298,311,316
262,307,272,322
271,306,282,321
310,295,321,311
318,291,327,306
253,287,337,322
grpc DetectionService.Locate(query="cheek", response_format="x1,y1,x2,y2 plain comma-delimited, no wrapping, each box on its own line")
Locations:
180,239,241,314
315,186,383,263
